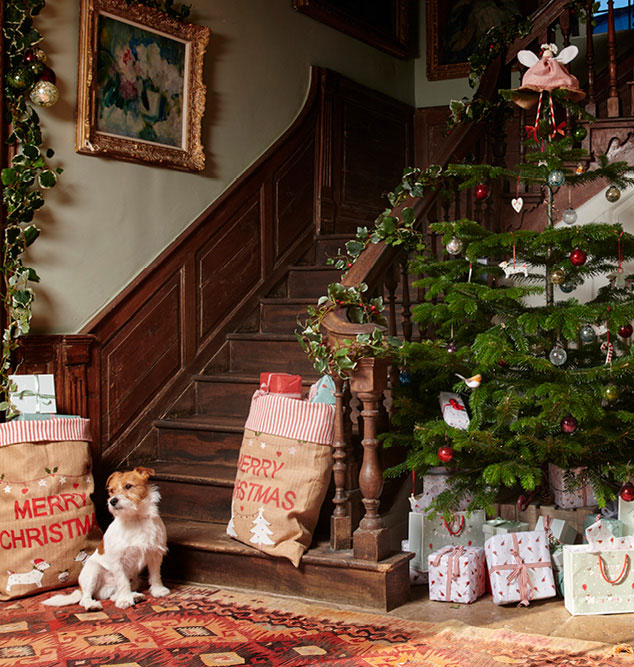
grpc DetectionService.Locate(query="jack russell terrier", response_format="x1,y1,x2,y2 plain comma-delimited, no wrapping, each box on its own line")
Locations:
43,466,170,610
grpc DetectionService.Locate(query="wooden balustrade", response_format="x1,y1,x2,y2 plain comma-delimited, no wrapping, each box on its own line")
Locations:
607,0,621,117
586,0,597,114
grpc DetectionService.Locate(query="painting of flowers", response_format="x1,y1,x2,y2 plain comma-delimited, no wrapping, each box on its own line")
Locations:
96,15,186,147
76,0,210,171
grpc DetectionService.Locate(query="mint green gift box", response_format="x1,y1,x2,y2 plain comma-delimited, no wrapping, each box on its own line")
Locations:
483,518,529,538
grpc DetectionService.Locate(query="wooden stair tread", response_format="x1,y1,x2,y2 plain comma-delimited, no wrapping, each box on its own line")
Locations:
192,372,316,385
260,297,318,305
151,461,236,486
164,518,412,573
154,415,245,432
227,332,299,341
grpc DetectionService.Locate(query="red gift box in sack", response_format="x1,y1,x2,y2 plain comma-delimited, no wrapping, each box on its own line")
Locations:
259,373,302,400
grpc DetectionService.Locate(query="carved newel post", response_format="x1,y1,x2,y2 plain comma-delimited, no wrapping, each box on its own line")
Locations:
349,357,390,561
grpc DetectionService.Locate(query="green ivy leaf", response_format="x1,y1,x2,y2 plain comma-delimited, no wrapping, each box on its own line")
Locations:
38,169,57,189
1,168,16,186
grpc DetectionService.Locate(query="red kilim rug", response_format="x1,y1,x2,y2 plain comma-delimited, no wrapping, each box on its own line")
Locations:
0,584,633,666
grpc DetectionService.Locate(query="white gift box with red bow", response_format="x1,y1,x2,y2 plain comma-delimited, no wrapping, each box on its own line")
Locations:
439,392,469,430
484,530,556,606
428,545,486,603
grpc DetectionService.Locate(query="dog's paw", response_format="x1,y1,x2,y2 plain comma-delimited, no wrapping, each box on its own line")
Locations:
80,598,102,611
114,594,136,609
132,592,145,602
149,585,170,598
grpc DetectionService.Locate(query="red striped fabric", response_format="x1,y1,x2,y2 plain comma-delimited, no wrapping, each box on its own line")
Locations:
245,392,335,445
0,417,91,448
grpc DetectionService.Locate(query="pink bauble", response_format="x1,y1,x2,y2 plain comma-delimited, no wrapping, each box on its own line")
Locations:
619,323,633,339
561,415,578,434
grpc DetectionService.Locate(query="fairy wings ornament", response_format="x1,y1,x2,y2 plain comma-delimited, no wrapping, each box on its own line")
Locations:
511,43,585,109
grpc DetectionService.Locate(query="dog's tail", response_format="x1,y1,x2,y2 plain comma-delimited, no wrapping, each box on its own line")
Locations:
42,589,81,606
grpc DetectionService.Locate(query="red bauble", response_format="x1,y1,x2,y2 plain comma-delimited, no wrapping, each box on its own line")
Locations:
498,358,509,368
561,415,578,434
475,183,490,201
569,248,587,267
39,65,56,84
24,50,37,63
620,483,634,502
437,445,454,463
619,323,633,339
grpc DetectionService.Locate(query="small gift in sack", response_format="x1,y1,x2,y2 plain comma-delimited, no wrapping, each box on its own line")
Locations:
227,391,334,566
428,545,485,604
9,374,57,415
0,416,101,600
485,531,556,606
439,392,469,430
259,373,303,399
564,517,634,615
549,464,596,509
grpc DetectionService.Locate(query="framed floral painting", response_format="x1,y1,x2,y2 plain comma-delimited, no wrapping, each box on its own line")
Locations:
76,0,210,171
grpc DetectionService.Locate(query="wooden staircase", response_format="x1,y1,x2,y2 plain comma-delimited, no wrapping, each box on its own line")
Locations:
146,234,412,611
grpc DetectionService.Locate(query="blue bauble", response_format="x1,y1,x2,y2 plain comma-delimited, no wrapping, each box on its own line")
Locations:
548,170,565,187
579,325,596,343
398,370,413,386
560,282,575,293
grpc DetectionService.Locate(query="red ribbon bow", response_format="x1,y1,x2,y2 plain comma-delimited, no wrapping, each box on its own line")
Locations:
525,125,538,142
448,398,465,412
552,120,566,138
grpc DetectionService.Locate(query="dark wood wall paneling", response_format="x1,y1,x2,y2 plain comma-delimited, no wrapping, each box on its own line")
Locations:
16,68,414,471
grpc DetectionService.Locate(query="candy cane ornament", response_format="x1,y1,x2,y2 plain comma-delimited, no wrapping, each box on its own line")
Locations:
601,341,614,365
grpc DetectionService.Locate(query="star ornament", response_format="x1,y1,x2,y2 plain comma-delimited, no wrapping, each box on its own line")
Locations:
3,485,11,494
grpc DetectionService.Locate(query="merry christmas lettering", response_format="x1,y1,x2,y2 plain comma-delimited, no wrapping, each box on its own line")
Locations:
0,511,98,550
237,454,285,479
14,493,87,520
233,479,296,511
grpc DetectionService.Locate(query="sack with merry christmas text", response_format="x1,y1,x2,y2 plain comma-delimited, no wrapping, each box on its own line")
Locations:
0,417,102,600
227,390,334,566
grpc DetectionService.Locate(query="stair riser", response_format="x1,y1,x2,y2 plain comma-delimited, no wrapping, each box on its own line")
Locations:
287,269,341,298
157,427,242,465
260,302,310,333
157,479,233,523
196,381,258,417
314,238,351,265
229,339,315,374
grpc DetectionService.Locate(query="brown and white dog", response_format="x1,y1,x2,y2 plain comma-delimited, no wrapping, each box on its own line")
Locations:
43,467,170,610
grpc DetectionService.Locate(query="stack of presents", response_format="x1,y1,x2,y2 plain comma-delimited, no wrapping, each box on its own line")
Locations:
404,465,634,614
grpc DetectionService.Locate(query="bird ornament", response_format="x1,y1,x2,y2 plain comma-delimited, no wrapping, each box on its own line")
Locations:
456,373,482,389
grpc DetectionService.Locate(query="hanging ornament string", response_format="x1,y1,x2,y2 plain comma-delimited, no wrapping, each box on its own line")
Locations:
525,91,543,143
601,306,614,366
549,96,566,139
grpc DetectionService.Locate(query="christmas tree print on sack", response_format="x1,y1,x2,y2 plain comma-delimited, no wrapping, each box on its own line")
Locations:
250,507,275,546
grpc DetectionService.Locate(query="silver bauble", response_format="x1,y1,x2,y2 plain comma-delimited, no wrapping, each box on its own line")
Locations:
30,80,59,107
549,346,568,366
579,325,596,343
548,170,565,187
446,237,463,256
606,186,621,203
562,208,577,225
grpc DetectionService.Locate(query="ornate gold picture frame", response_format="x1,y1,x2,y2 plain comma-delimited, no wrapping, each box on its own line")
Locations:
76,0,210,171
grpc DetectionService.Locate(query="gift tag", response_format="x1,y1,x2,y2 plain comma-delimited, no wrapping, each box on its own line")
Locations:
511,197,524,213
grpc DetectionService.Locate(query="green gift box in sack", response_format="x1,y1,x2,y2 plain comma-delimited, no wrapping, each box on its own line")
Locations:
409,510,485,572
563,516,634,615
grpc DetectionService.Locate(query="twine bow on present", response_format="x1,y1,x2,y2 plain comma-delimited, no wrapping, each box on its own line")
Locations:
431,545,465,601
488,533,552,607
542,515,553,539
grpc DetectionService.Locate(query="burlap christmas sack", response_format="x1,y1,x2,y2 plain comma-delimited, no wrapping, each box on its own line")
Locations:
227,391,334,567
0,417,102,600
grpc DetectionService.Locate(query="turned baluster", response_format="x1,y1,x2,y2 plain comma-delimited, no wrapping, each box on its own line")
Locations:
384,262,399,390
350,357,390,561
607,0,621,117
400,253,412,342
560,10,573,135
585,0,597,115
330,374,351,550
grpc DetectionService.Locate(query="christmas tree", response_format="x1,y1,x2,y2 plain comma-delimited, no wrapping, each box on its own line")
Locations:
249,507,276,546
385,44,634,515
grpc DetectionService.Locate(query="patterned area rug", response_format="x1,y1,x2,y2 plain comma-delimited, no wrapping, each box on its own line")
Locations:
0,584,633,666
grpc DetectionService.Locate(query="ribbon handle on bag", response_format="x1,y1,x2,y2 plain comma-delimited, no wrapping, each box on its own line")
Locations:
443,515,465,536
597,553,629,585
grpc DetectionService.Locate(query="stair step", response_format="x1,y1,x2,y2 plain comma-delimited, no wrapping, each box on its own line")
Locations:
287,266,341,298
259,298,314,333
313,234,354,265
163,518,412,611
155,415,244,465
152,461,235,523
193,372,316,416
227,333,315,374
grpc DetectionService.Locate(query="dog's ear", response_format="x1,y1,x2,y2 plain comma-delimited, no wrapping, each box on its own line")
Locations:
105,471,119,491
134,466,155,479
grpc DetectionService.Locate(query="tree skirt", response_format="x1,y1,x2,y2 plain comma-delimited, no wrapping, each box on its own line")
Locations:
0,584,632,666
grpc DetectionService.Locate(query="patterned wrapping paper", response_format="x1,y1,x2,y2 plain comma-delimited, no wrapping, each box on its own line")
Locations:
549,464,596,509
618,497,634,536
427,545,486,604
564,517,634,615
535,515,578,545
583,515,622,544
439,392,470,430
409,510,485,572
408,469,471,515
483,518,529,538
485,530,556,606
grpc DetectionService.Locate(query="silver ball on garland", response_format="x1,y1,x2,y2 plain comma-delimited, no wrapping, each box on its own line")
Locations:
549,345,568,366
446,340,458,353
606,186,621,203
30,80,59,108
560,281,575,293
548,170,565,187
446,237,463,256
562,208,577,225
550,268,566,285
579,325,596,343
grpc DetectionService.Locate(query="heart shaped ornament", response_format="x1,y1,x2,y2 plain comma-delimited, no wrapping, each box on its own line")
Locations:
511,197,524,213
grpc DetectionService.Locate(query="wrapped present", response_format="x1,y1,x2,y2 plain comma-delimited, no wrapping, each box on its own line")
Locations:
483,518,529,538
259,373,302,399
535,515,578,545
401,540,427,585
583,514,622,544
563,517,634,615
549,464,596,509
485,531,556,606
409,510,485,572
307,375,336,405
439,392,469,430
408,468,471,514
428,545,486,604
618,496,634,537
9,374,57,415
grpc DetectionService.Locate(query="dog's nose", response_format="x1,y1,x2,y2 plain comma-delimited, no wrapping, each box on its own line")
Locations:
109,497,119,507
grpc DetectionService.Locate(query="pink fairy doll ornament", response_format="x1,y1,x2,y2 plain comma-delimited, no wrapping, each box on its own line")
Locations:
511,43,585,109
